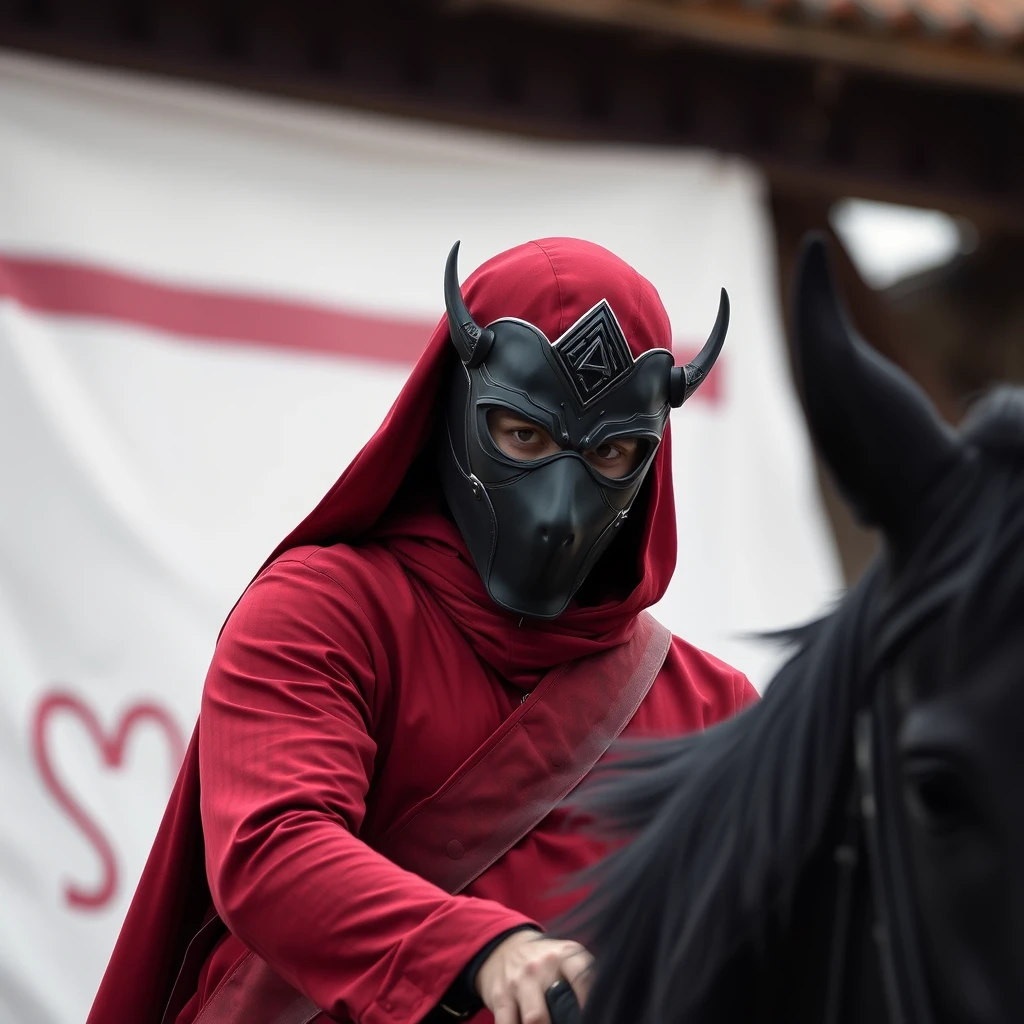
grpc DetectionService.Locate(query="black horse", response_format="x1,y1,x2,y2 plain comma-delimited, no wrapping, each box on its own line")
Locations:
570,236,1024,1024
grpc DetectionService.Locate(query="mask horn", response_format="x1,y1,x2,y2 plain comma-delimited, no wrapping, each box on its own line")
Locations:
444,241,494,368
669,288,729,408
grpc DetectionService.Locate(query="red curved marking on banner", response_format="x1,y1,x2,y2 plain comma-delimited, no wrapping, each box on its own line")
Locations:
31,691,186,911
0,252,720,399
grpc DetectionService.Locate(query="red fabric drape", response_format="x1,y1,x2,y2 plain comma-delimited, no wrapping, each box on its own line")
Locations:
87,239,749,1024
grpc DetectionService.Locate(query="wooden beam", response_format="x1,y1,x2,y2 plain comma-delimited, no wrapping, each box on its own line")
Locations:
471,0,1024,96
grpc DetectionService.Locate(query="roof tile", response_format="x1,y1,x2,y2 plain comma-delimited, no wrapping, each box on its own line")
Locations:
743,0,1024,43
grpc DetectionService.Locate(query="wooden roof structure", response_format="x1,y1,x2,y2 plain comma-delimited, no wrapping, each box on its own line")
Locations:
1,1,1023,222
487,0,1024,90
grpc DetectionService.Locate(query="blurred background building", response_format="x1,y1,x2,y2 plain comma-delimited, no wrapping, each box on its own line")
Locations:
5,0,1022,576
0,3,1020,1023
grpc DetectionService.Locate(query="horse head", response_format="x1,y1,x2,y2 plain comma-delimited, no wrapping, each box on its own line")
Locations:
794,235,1024,1024
571,235,1024,1024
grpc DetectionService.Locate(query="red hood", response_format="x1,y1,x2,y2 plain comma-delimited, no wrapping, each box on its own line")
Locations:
262,237,679,618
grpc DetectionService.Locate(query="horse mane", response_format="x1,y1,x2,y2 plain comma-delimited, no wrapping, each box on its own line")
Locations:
567,387,1024,1024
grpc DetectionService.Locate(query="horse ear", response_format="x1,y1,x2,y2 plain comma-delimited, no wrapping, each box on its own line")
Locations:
792,234,960,546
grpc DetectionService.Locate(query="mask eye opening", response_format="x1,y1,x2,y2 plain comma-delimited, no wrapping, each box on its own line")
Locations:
482,405,563,466
581,436,655,483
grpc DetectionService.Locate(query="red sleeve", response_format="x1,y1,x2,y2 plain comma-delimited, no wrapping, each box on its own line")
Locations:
734,671,760,711
199,553,532,1024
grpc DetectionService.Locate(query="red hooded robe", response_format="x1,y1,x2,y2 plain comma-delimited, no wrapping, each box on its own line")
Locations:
87,238,758,1024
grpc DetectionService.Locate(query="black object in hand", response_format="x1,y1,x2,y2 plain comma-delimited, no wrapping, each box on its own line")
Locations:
546,980,582,1024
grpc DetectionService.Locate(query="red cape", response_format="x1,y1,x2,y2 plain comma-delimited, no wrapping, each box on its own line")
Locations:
87,239,702,1023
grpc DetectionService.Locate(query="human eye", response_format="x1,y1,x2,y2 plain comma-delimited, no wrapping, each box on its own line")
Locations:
587,438,645,479
486,408,558,461
594,442,623,461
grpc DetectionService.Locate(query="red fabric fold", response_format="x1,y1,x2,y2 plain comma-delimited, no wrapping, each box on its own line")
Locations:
372,502,641,690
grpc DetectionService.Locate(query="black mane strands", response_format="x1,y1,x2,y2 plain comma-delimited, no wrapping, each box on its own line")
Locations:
568,388,1024,1024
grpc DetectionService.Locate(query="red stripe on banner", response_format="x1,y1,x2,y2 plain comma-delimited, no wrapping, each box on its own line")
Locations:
0,252,432,364
0,253,721,401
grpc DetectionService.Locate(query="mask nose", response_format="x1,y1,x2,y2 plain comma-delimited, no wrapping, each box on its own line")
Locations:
532,457,592,551
538,521,577,548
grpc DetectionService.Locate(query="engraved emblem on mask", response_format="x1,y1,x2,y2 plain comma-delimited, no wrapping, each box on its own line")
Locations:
552,300,634,407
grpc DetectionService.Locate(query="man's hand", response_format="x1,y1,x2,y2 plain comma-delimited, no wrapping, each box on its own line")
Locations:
474,930,594,1024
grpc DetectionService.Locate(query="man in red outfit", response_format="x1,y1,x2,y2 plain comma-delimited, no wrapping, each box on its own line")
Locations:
88,238,758,1024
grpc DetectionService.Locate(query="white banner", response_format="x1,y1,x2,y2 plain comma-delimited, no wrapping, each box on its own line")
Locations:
0,50,841,1024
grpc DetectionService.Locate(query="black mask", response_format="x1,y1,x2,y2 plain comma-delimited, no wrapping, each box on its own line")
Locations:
439,242,728,619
